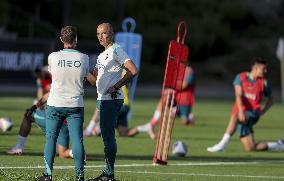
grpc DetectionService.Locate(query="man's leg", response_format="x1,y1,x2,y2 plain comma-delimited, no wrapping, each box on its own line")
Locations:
128,100,162,139
98,100,122,176
8,110,45,155
149,98,163,125
128,122,155,139
117,126,128,137
84,108,99,136
43,106,64,177
240,134,256,152
207,114,238,152
56,123,71,159
57,145,72,159
66,107,85,178
116,105,129,137
178,105,194,125
264,140,284,152
241,134,284,152
7,113,32,154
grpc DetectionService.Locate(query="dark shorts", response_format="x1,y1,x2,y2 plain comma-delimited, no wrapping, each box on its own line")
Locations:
116,105,130,128
176,105,192,120
237,110,260,138
33,110,69,148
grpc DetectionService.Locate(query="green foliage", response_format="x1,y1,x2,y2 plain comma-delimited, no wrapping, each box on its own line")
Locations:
1,0,284,83
0,0,9,24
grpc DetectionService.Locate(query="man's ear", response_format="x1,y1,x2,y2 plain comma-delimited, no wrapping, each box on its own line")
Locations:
60,37,64,43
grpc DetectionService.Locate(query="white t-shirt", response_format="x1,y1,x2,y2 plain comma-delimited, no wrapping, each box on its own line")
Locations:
96,43,130,100
47,49,89,107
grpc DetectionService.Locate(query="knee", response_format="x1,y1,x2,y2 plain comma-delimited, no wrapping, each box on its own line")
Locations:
58,152,66,159
180,119,188,125
119,131,128,137
244,146,255,152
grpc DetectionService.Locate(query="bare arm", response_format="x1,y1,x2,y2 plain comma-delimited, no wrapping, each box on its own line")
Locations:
86,69,97,86
260,96,273,116
115,60,138,89
181,72,194,90
235,85,246,123
105,60,138,98
26,92,50,117
37,88,43,100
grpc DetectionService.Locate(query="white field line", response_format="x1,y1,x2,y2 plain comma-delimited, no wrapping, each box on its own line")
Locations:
1,161,284,169
116,170,284,179
1,162,284,179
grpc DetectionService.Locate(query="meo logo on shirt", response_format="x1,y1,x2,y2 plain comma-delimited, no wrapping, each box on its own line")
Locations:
58,60,82,68
244,93,256,100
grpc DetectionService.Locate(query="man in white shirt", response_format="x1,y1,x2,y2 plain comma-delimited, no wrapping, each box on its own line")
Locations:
37,26,96,181
87,23,138,181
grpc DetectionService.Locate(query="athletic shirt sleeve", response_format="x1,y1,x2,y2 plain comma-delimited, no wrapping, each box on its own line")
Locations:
47,53,55,72
114,45,130,65
264,80,272,97
233,74,241,86
95,55,99,69
36,78,41,88
84,54,90,77
186,72,194,86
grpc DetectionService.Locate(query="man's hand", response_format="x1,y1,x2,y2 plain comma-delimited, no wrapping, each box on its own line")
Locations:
105,85,119,99
26,105,37,118
238,111,247,124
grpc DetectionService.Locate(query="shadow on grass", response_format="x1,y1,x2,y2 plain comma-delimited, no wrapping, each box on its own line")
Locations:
1,151,284,163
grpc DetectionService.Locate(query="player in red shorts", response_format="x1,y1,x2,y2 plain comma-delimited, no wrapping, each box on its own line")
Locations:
207,58,284,152
128,65,195,139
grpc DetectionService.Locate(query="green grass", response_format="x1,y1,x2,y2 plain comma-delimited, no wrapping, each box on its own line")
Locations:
1,97,284,181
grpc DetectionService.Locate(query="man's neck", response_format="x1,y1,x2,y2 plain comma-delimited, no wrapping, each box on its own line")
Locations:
64,43,75,49
248,71,257,80
104,42,114,50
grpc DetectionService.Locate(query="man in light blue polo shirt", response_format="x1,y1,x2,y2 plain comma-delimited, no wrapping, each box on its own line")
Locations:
87,23,138,181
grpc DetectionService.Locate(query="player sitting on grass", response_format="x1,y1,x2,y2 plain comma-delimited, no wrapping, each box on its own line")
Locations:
128,65,195,139
207,58,284,152
7,93,73,158
84,85,131,137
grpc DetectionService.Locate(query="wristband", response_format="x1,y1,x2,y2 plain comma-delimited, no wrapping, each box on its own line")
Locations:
113,85,119,90
36,98,46,108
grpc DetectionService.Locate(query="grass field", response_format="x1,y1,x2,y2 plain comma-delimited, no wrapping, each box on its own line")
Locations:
1,96,284,181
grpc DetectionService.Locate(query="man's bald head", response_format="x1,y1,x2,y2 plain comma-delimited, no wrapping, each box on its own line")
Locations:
97,23,115,48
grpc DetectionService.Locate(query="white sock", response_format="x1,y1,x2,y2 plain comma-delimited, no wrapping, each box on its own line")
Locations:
218,133,231,147
85,120,96,134
267,142,279,151
153,110,161,121
69,150,73,158
188,113,194,121
15,135,26,149
137,123,151,133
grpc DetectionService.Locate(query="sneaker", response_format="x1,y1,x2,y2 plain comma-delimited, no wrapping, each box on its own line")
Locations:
87,171,115,181
7,147,23,155
92,126,101,136
187,113,195,126
276,139,284,151
148,125,155,140
76,176,84,181
83,129,92,137
207,144,225,152
36,173,52,181
137,123,155,140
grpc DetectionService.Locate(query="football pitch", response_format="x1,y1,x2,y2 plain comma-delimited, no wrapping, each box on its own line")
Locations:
0,96,284,181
